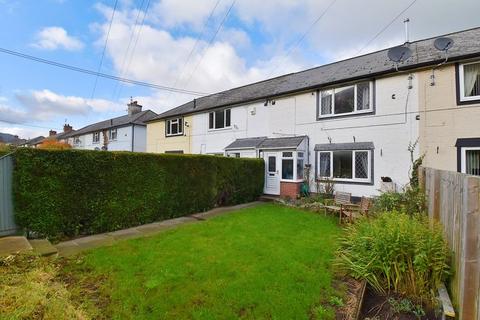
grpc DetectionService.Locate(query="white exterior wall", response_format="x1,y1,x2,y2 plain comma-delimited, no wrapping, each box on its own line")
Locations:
72,125,147,152
191,73,419,197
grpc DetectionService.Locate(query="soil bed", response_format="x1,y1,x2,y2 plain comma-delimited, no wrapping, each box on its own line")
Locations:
359,285,440,320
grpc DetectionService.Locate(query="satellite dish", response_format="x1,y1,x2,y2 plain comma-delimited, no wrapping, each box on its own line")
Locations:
387,45,412,63
434,37,454,52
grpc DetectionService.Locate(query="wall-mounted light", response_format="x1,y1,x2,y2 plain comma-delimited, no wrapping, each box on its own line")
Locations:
184,121,190,127
415,115,420,121
380,148,383,156
271,100,276,105
392,94,396,99
264,100,268,106
436,146,439,154
353,136,356,142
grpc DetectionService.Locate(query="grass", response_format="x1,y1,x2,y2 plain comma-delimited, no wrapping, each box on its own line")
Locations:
2,203,342,319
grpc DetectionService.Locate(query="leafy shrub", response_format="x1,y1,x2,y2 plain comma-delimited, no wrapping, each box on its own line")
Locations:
336,212,450,302
13,148,264,240
38,139,72,150
373,188,426,215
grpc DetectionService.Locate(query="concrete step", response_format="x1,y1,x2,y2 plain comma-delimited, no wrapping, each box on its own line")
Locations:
259,195,280,202
0,236,32,256
29,239,58,257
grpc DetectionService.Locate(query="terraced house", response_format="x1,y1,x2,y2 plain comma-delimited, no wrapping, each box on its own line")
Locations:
146,27,480,197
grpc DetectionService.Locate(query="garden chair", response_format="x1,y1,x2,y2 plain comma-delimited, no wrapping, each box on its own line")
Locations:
323,191,352,223
341,197,373,223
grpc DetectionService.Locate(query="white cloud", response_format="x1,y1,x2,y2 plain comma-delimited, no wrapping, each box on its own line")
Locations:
0,126,46,140
32,26,84,51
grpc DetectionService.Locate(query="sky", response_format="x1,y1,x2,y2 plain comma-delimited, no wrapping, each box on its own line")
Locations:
0,0,479,139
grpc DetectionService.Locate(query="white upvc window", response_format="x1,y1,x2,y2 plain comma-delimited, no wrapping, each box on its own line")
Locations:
208,109,231,130
92,132,100,144
281,151,305,182
459,61,480,102
317,150,371,183
109,128,117,141
461,147,480,176
318,81,373,118
166,118,183,136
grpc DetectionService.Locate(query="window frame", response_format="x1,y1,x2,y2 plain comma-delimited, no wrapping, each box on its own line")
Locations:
461,146,480,176
208,108,232,130
92,132,100,144
317,81,374,119
317,149,372,183
458,61,480,104
278,151,305,182
165,117,184,137
109,128,118,141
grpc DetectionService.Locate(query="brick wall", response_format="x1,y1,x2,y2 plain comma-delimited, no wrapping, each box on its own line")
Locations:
280,181,302,198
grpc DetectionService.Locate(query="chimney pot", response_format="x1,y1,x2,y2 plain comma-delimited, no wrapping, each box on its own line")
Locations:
49,130,57,137
63,124,73,133
127,100,142,115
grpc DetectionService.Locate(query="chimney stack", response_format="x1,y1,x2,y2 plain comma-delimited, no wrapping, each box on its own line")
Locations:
49,130,57,137
63,124,73,133
127,100,142,116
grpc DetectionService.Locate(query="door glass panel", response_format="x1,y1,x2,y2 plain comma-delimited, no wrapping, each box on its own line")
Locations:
268,156,276,172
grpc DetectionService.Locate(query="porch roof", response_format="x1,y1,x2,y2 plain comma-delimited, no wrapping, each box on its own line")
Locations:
314,142,374,151
225,136,306,150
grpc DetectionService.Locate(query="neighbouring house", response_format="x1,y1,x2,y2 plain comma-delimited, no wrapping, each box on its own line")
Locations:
418,58,480,176
146,27,480,197
19,136,46,148
46,124,75,146
70,101,157,152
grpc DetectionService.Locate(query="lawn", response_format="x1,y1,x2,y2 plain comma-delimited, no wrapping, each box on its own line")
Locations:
3,203,343,320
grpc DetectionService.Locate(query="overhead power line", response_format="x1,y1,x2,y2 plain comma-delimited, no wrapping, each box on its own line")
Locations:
182,0,236,88
356,0,418,55
0,47,208,96
267,0,338,78
91,0,119,99
171,0,222,91
115,0,153,100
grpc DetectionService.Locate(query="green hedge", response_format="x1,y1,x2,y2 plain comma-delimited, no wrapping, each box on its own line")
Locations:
13,148,264,239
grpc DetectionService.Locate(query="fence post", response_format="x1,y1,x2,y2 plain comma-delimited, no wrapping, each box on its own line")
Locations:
460,177,480,320
433,170,441,222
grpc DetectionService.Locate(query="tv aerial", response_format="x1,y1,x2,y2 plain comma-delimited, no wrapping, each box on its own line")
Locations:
387,45,412,71
430,37,454,86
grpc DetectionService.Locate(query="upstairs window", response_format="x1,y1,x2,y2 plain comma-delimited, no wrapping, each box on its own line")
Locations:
459,61,480,102
318,81,373,118
92,132,100,144
166,118,183,136
209,109,231,130
109,128,117,141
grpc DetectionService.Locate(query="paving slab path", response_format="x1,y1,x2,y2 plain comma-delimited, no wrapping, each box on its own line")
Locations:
0,236,32,256
55,201,261,257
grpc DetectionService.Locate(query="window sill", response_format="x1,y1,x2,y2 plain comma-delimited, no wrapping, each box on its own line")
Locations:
458,97,480,105
165,133,184,137
208,127,232,132
280,179,304,183
317,109,374,120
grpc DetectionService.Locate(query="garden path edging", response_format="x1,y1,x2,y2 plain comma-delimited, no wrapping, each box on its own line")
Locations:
55,201,262,257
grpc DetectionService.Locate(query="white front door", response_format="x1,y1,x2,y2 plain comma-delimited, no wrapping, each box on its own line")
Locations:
264,152,280,195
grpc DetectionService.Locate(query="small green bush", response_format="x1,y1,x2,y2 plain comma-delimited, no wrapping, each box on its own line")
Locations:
336,212,450,303
13,149,264,240
373,188,426,215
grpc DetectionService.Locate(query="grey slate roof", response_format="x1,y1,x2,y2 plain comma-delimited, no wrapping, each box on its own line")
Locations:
151,27,480,121
24,136,45,146
70,110,157,137
225,136,306,150
314,142,374,151
224,137,267,149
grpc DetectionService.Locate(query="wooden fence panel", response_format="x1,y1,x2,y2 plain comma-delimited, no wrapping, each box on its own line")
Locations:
421,167,479,320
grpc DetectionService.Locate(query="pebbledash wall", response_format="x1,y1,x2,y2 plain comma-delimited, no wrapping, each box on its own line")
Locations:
189,72,419,197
